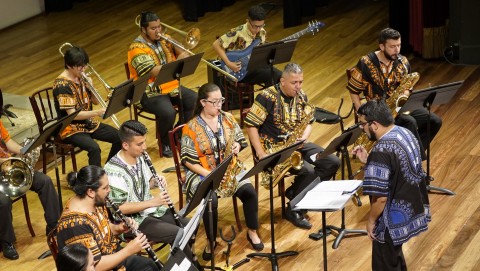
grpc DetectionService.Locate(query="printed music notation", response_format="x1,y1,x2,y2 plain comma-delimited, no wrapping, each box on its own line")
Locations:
294,180,362,210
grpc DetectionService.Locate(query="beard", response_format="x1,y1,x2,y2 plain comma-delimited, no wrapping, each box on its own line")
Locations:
383,50,398,61
367,126,377,141
94,194,106,207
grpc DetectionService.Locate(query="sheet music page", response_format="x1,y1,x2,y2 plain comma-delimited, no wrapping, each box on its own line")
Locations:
310,180,362,194
295,191,351,210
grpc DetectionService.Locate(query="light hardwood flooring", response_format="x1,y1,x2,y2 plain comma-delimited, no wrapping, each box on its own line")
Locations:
0,0,479,270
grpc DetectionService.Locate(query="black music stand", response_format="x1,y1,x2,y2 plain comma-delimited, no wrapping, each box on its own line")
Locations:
180,155,232,271
21,109,81,210
399,81,463,195
154,52,204,124
240,140,304,271
103,79,134,121
246,39,297,86
308,128,366,249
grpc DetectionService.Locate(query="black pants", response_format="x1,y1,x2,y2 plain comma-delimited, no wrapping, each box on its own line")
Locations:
395,108,442,160
372,230,407,271
0,172,60,243
122,254,160,271
137,210,194,260
241,67,282,87
203,183,258,242
140,86,197,144
288,142,341,199
64,123,122,166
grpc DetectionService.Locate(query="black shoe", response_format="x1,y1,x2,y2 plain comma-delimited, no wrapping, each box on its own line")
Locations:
1,241,19,260
246,232,264,251
162,144,173,158
285,205,312,229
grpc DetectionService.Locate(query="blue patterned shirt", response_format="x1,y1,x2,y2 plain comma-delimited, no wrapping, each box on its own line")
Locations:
363,125,430,245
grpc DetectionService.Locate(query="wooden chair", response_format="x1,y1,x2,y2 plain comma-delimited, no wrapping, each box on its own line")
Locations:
250,144,288,218
222,78,257,128
168,124,243,231
47,228,58,260
124,62,164,158
346,67,361,123
12,194,35,237
29,87,78,174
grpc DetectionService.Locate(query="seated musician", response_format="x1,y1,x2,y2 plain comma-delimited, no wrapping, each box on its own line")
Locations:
56,165,158,271
347,28,442,160
127,11,197,158
55,243,95,271
53,45,122,167
104,120,200,268
212,4,281,86
181,83,264,261
245,63,340,229
0,116,60,260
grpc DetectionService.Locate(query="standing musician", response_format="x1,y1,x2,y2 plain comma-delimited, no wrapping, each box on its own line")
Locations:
212,4,282,86
352,100,430,270
181,83,263,261
0,117,60,260
127,11,197,158
53,45,122,167
245,63,340,229
56,165,158,271
347,28,442,159
104,120,200,267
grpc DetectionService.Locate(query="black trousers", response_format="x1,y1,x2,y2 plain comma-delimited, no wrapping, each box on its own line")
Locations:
372,230,407,271
122,254,159,271
288,142,341,199
0,171,60,243
140,86,197,144
137,210,194,260
241,66,282,87
395,108,442,160
203,183,258,242
63,123,122,166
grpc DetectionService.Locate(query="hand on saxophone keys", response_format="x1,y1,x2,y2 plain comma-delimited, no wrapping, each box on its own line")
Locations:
352,145,368,164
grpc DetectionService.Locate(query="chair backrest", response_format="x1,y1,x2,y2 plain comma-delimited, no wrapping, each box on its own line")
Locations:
346,67,360,123
124,62,131,80
47,227,59,260
29,87,57,133
168,124,186,208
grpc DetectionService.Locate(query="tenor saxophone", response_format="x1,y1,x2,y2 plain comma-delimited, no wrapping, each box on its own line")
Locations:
216,111,246,198
260,103,314,189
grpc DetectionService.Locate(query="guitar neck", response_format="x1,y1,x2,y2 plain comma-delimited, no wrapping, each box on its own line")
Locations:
281,29,310,41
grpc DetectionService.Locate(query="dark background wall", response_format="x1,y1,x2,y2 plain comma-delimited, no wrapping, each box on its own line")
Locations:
449,0,480,64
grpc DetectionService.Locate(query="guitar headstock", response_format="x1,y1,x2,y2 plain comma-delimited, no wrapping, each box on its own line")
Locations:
307,20,326,35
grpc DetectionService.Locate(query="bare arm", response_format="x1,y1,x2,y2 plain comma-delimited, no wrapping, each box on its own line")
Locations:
299,124,312,141
94,233,149,271
212,39,240,72
350,92,362,112
66,107,105,121
247,126,267,159
184,161,211,178
366,196,387,240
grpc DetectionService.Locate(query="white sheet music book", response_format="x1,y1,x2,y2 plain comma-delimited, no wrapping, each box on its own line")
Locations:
295,180,362,210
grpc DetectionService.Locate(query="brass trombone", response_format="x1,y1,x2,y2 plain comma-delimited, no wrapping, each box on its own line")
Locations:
134,16,238,82
59,42,121,128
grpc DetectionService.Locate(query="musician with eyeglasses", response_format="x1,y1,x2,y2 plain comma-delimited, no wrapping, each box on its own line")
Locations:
245,63,340,229
181,83,263,261
103,120,201,269
127,11,198,158
53,45,122,167
347,28,442,160
0,116,60,260
212,4,282,87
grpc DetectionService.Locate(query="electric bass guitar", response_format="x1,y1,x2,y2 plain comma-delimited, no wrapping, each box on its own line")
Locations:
220,20,325,81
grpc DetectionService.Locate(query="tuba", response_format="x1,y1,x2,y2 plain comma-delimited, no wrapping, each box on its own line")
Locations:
216,111,246,198
0,137,40,197
354,72,420,152
260,103,314,189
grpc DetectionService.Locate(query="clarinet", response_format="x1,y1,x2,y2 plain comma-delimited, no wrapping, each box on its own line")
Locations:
142,151,183,227
105,197,164,270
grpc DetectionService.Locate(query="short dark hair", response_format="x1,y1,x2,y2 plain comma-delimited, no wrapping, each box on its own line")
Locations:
282,62,303,77
56,243,90,271
193,83,221,117
378,28,401,44
64,45,89,69
139,11,159,29
357,100,394,127
248,5,266,21
67,165,106,198
118,120,148,143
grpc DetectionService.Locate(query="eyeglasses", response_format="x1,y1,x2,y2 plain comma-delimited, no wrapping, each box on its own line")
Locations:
204,97,225,106
358,121,373,129
249,21,265,30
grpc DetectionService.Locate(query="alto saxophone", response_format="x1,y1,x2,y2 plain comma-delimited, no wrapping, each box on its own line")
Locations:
354,72,420,152
260,103,315,189
216,111,246,198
